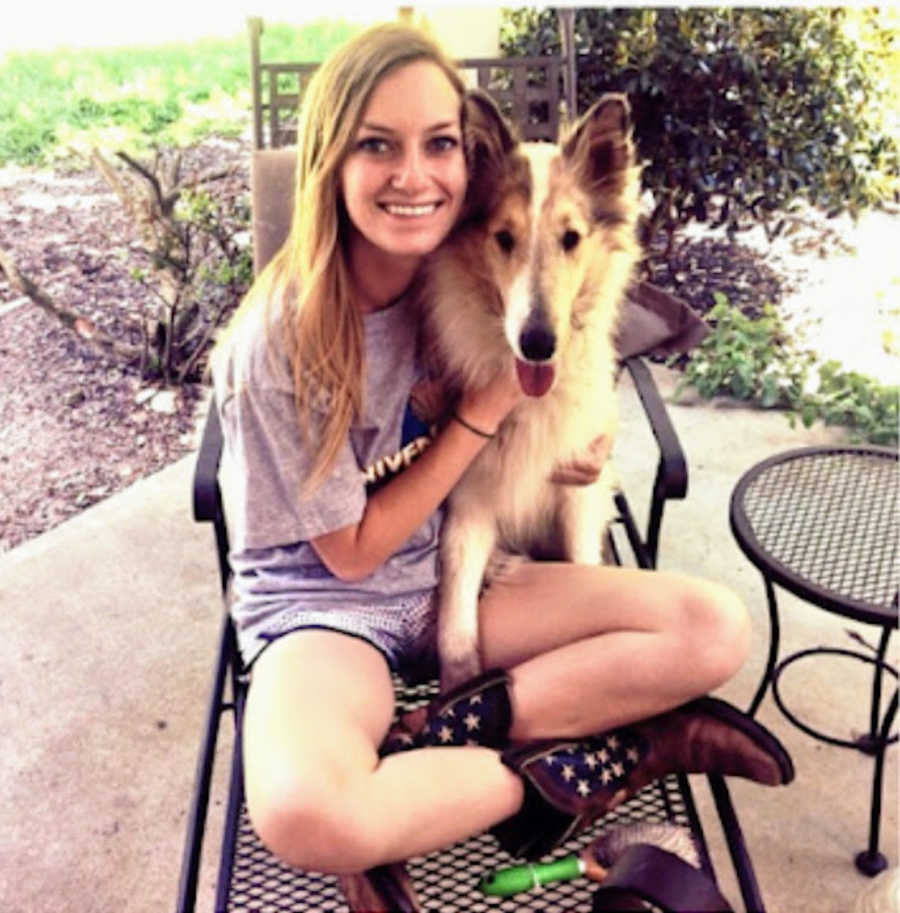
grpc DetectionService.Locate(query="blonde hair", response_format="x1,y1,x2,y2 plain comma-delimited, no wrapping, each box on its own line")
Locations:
225,23,465,494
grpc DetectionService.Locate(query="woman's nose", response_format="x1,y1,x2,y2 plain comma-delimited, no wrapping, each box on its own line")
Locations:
391,147,429,192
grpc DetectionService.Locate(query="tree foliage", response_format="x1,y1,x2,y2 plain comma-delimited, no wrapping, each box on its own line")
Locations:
502,7,899,254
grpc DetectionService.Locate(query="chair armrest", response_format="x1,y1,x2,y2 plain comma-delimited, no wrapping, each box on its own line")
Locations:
193,400,224,524
623,356,687,501
622,357,688,567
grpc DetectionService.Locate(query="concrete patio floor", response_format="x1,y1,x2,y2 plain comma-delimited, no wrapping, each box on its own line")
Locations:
1,362,896,913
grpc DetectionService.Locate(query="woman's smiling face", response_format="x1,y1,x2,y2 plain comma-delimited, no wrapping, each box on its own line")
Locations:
340,59,467,263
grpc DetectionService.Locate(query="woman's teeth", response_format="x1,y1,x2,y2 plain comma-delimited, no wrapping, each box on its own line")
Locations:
382,203,439,217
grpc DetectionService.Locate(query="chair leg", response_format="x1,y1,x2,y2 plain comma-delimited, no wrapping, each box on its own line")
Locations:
176,613,235,913
867,627,892,748
708,774,766,913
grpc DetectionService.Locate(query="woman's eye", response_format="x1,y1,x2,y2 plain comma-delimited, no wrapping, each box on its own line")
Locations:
428,135,460,154
495,230,515,253
357,137,392,155
561,229,581,252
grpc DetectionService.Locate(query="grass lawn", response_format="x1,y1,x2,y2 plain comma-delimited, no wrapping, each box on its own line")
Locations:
0,19,360,166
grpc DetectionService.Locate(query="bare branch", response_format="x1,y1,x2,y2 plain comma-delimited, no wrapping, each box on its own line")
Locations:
183,165,240,188
90,148,133,211
177,304,228,384
115,150,170,213
0,247,142,363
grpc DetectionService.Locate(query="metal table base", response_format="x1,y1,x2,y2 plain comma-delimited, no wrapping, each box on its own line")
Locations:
730,446,898,876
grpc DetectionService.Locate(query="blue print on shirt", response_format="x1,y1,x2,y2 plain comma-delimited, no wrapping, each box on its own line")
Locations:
401,398,432,446
364,400,436,493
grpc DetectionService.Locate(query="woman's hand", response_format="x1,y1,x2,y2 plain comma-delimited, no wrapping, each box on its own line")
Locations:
455,360,524,436
551,434,611,485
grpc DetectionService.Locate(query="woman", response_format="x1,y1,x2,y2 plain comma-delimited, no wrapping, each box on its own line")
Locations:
212,20,792,902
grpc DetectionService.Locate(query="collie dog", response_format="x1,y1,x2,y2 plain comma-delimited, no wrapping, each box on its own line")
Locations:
419,91,641,689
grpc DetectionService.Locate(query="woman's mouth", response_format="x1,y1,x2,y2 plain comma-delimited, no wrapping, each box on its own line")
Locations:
379,202,442,218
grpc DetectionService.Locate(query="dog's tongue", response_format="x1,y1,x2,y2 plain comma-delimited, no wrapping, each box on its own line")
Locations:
516,359,555,397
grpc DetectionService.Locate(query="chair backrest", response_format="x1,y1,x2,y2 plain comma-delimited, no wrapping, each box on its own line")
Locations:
463,56,562,143
247,17,567,149
250,147,296,273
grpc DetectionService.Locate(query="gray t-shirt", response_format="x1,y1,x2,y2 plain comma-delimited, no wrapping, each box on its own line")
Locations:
212,294,442,665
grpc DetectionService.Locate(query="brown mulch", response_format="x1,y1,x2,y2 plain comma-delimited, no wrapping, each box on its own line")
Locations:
0,137,250,552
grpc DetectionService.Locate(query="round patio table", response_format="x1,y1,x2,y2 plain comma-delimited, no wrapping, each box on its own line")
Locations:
730,445,898,876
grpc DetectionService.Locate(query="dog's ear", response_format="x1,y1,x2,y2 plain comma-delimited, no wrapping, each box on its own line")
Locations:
463,89,517,165
461,89,517,222
562,93,634,194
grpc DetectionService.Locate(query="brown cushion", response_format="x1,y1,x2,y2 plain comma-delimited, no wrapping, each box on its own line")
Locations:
616,281,709,360
251,147,297,273
249,149,708,357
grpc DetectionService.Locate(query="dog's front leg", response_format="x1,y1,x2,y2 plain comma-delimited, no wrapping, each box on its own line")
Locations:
437,501,497,691
557,480,608,565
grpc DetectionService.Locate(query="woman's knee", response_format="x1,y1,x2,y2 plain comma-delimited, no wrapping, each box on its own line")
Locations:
240,631,397,872
246,761,384,874
682,580,751,687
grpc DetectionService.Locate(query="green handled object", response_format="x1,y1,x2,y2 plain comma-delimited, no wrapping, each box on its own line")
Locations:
478,822,698,898
479,855,586,896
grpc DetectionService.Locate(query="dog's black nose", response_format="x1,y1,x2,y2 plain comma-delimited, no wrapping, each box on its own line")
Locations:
519,324,556,361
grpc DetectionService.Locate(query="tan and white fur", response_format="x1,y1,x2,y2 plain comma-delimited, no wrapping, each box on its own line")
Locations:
419,91,642,690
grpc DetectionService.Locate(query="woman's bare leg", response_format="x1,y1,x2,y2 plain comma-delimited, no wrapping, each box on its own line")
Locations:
479,562,751,740
244,565,750,872
242,630,523,873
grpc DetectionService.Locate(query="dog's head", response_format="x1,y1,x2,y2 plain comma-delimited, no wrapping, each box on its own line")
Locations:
446,91,640,397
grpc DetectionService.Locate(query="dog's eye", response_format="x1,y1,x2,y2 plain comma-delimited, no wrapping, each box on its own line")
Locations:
494,230,515,254
561,229,581,252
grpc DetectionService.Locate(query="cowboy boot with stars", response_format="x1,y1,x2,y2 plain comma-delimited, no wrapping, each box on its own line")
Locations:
492,695,795,860
380,668,512,756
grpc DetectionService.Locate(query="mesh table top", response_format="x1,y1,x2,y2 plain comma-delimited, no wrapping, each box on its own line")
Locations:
730,446,898,625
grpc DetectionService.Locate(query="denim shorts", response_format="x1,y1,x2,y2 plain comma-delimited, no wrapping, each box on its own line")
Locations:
239,589,440,682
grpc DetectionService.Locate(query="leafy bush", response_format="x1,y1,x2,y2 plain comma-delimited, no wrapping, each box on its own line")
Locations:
674,295,814,406
94,148,253,385
674,296,899,445
502,8,899,256
1,148,252,387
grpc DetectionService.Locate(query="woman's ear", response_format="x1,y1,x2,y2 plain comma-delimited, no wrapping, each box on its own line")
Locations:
562,93,634,194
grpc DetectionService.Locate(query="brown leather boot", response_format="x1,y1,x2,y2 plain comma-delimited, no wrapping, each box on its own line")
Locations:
493,696,794,859
380,668,512,756
337,862,423,913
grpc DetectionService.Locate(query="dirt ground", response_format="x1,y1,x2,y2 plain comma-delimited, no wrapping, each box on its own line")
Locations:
0,138,249,551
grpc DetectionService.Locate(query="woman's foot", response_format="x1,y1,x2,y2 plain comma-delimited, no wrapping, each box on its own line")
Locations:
337,862,423,913
493,696,794,859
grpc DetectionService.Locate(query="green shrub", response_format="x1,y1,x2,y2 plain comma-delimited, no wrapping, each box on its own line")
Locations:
674,296,899,445
502,8,899,256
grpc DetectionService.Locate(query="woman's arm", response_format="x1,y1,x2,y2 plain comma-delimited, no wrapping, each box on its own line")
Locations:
311,365,522,581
